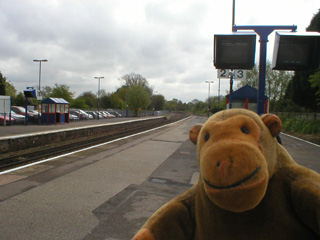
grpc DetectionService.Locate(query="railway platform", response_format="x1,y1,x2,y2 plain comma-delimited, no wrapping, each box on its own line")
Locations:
0,117,154,138
0,116,319,239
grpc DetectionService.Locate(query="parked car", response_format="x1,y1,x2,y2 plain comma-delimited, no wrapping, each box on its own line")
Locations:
86,111,94,119
70,109,89,120
94,111,104,119
29,109,41,117
11,106,38,123
69,113,80,121
10,111,25,124
86,111,96,119
98,111,107,118
0,113,15,125
108,111,121,117
103,111,115,118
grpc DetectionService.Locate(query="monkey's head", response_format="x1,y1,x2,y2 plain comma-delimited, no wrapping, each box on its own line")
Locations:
189,109,281,212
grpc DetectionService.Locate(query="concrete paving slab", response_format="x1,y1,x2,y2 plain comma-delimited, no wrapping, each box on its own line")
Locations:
85,138,200,240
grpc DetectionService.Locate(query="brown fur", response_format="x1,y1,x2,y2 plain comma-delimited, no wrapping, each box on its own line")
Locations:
133,109,320,239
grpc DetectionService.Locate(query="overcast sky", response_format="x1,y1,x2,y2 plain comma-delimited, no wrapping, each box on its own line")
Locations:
0,0,319,103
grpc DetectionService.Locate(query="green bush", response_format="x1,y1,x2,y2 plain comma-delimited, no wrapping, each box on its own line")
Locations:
280,116,320,135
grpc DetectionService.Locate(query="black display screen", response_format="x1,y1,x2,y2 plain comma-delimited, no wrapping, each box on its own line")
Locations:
214,34,256,70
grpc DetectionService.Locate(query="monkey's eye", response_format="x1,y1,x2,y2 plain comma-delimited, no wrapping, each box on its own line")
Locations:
241,126,250,134
204,133,210,141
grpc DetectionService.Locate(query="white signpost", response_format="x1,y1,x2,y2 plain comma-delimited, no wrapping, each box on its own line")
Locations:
217,69,247,109
0,96,11,126
217,69,247,79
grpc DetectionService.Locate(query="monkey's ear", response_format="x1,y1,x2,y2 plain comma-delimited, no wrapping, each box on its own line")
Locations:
261,114,282,138
189,124,203,145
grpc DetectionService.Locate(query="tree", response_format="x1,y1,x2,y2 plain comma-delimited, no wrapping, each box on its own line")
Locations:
238,61,292,102
128,84,151,116
51,83,74,103
76,91,97,109
41,86,53,99
13,92,26,106
5,81,17,97
0,72,6,95
308,70,320,104
238,65,259,89
119,73,153,95
118,73,153,113
307,10,320,106
285,9,320,111
151,94,165,110
100,93,112,109
71,98,89,109
110,86,127,109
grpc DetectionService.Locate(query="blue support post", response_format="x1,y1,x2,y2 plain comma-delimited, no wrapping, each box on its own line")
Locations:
232,25,297,115
25,97,29,125
257,34,268,115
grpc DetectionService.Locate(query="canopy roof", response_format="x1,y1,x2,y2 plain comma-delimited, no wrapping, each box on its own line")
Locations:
226,85,268,101
42,98,69,104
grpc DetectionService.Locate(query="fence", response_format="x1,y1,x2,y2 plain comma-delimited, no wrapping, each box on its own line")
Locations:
272,112,320,121
112,109,169,117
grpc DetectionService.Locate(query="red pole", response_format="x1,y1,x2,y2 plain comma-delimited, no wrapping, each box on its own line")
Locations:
264,98,269,113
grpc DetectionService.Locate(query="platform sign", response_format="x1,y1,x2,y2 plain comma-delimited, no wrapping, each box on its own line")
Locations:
0,96,11,114
217,69,246,80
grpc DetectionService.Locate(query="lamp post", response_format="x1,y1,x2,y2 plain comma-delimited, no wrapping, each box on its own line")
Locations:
33,59,48,125
205,80,214,117
126,82,129,117
94,77,104,120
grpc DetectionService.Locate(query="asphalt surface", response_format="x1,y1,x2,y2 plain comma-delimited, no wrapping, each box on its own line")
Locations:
0,116,319,240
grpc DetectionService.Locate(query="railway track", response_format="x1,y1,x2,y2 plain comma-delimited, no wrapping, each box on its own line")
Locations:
0,114,190,172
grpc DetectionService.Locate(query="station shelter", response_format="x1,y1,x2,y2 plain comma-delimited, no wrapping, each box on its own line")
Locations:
226,85,269,113
41,98,70,124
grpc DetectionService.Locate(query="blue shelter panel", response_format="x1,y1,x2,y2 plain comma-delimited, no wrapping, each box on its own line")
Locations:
42,114,49,124
60,114,65,123
49,114,55,124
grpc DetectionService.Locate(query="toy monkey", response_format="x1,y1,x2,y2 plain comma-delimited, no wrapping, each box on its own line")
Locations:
133,109,320,240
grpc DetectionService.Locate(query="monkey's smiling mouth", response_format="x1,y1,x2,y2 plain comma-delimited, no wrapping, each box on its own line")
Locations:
203,166,262,190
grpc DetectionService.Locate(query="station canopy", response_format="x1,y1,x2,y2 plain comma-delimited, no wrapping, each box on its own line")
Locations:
42,98,69,104
226,85,268,101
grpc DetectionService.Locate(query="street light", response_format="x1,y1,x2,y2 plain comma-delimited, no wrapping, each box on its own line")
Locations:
94,77,104,120
205,80,214,117
33,59,48,124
